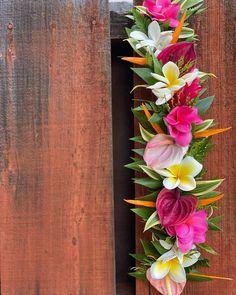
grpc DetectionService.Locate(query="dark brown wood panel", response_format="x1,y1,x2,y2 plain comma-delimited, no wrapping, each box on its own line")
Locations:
0,1,114,294
133,0,236,294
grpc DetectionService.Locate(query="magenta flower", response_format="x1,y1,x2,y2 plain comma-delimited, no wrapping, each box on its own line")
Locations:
157,42,197,75
143,0,180,27
165,106,203,147
170,78,202,107
156,188,197,227
143,134,188,170
166,210,208,253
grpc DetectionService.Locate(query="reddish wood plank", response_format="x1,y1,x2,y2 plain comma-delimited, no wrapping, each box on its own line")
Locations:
0,1,114,294
134,0,236,294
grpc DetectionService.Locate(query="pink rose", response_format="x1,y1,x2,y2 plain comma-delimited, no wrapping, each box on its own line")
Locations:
143,0,180,27
157,42,197,75
169,78,202,107
143,134,187,169
166,210,208,253
165,106,203,147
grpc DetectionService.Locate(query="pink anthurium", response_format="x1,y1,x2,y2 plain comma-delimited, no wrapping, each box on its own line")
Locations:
156,188,198,227
157,42,197,75
147,270,186,295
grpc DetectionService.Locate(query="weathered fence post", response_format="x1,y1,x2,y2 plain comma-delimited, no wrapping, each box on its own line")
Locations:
0,1,115,294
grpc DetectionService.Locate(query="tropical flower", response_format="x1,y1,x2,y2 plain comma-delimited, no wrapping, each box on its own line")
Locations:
156,156,203,191
147,245,200,294
156,188,197,227
143,134,188,169
165,106,203,146
170,78,202,107
166,210,208,253
143,0,181,27
130,21,172,56
157,42,197,75
148,62,199,105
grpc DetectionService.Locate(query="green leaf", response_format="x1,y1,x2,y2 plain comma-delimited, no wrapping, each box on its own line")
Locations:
198,243,218,255
144,211,160,232
194,119,214,132
187,137,213,163
198,191,221,200
129,253,152,264
209,215,223,225
137,191,159,201
131,207,155,220
139,124,155,142
132,108,153,131
140,165,161,180
133,148,145,156
131,67,156,85
134,178,162,190
187,273,212,282
130,136,146,145
141,240,159,257
190,179,224,196
125,161,143,172
195,96,215,115
207,220,221,231
129,270,147,281
132,9,151,33
181,0,204,10
151,240,168,255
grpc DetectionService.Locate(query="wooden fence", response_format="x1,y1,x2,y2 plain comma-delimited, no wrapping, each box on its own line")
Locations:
0,0,235,294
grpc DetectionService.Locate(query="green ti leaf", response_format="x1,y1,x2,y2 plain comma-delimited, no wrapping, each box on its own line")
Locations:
190,179,224,196
198,243,218,255
195,96,215,116
131,67,156,85
144,211,160,232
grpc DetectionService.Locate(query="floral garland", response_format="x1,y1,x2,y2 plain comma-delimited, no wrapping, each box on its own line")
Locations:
123,1,232,294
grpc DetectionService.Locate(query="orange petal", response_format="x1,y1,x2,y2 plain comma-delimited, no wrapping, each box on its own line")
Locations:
171,11,187,44
188,272,233,281
198,194,224,207
142,103,164,134
124,199,156,208
194,127,231,138
121,57,148,65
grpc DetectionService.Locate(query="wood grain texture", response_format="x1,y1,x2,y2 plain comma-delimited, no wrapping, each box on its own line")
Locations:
133,0,236,294
0,1,115,294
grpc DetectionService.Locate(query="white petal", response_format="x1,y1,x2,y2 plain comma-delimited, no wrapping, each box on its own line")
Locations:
148,21,161,43
155,169,174,177
130,31,148,41
158,249,176,263
163,177,180,190
180,156,203,177
182,69,199,85
150,261,171,280
182,252,201,268
169,260,186,283
160,240,173,250
162,61,180,82
178,176,196,191
148,81,166,89
151,72,169,84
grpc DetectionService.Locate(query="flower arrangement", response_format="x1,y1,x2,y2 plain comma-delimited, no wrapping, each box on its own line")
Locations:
123,1,232,294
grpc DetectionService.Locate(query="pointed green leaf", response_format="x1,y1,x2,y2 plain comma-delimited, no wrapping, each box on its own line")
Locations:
131,207,155,220
140,165,160,180
198,243,218,255
139,124,155,142
133,178,162,190
131,67,156,85
144,211,160,232
141,240,159,257
190,179,224,196
195,96,215,115
194,119,214,132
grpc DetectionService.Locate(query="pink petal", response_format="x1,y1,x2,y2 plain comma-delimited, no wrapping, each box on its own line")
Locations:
147,269,186,295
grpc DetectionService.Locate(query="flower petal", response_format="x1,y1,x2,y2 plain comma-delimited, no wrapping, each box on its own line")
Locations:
180,156,203,177
169,259,186,283
162,61,180,83
178,176,196,191
130,31,148,41
163,177,180,190
151,260,171,280
148,21,161,42
151,72,169,84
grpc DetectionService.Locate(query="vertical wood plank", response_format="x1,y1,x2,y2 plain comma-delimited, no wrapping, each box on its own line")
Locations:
0,1,115,294
133,0,236,294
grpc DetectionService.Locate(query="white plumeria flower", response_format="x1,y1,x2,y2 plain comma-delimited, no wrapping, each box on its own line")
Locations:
130,21,172,55
150,245,200,283
148,62,199,105
156,156,203,191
